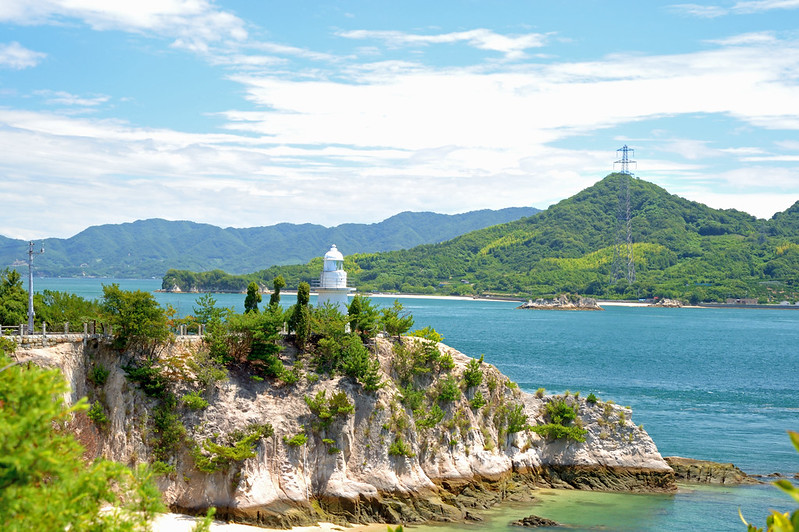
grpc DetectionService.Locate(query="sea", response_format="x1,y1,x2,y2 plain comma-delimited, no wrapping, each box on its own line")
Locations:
35,278,799,531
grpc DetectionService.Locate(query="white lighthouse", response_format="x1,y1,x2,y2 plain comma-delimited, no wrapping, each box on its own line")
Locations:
316,244,355,312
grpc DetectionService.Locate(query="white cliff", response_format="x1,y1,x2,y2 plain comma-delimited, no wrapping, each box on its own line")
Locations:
14,336,673,527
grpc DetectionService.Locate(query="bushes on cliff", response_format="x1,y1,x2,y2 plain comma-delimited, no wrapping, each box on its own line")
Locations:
192,424,274,474
348,295,379,340
531,397,587,443
0,339,164,531
33,290,101,331
101,284,170,356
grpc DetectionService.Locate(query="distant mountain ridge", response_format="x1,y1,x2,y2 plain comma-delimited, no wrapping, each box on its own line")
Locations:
166,174,799,303
0,207,539,278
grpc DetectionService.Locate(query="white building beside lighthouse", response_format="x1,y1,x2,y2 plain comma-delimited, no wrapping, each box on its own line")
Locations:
316,244,355,312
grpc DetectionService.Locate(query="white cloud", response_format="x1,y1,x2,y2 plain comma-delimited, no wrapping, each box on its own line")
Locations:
3,21,799,237
338,28,549,60
0,0,247,53
707,31,777,45
0,41,46,69
668,4,729,17
732,0,799,13
34,89,110,107
670,0,799,17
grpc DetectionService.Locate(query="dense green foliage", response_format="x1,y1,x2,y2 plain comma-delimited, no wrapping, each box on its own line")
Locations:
0,339,164,531
167,175,799,302
101,284,170,353
33,290,101,330
244,282,261,313
531,398,587,442
0,210,534,278
0,268,26,326
192,424,273,473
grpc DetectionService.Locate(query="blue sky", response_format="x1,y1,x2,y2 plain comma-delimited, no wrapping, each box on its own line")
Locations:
1,0,799,239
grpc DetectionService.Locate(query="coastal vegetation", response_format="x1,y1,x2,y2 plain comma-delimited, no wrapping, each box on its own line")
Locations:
0,337,164,531
162,175,799,303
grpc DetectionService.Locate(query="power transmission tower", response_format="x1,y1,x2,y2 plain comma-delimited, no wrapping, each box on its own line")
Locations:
610,146,636,285
27,241,44,333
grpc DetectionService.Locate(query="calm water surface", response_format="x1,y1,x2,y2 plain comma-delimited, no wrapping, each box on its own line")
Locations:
36,278,798,531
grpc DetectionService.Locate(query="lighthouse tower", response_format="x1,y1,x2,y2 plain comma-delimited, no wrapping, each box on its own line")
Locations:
316,244,355,312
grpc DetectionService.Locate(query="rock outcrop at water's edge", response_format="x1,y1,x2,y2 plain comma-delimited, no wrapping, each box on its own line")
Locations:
517,294,603,311
15,337,674,527
664,456,758,484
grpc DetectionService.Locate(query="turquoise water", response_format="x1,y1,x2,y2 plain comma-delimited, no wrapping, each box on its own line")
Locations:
34,278,798,530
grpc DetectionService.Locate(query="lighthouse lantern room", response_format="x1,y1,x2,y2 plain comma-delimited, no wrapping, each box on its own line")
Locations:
316,245,354,311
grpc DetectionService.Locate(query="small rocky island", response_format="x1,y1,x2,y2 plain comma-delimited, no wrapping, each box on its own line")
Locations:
518,294,603,311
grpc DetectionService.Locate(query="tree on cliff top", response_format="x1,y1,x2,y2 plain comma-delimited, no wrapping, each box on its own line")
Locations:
101,284,170,357
244,282,261,314
269,275,286,308
289,282,311,347
0,268,26,327
0,338,164,531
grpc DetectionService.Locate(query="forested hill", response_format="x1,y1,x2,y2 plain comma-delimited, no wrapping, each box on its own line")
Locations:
0,207,537,278
165,174,799,303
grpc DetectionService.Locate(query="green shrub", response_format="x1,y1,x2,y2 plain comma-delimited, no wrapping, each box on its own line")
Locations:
469,390,487,409
284,432,308,447
123,362,168,399
87,401,109,426
181,391,209,411
192,424,273,474
439,352,455,371
388,436,415,457
399,384,425,412
329,390,355,415
505,403,529,433
586,392,598,404
546,399,577,425
438,375,460,402
531,423,587,442
322,438,341,454
535,387,546,398
151,460,176,475
152,401,186,461
305,390,355,430
416,403,445,429
410,326,443,343
88,365,110,387
462,355,484,388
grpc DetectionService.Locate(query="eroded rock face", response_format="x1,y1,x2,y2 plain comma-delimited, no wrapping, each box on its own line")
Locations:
15,336,674,527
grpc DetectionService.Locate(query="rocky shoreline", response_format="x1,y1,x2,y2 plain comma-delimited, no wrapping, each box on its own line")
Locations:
18,337,674,529
517,295,603,311
664,456,758,485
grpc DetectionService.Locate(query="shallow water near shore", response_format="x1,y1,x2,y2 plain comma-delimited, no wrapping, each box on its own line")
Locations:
35,279,799,531
405,484,791,532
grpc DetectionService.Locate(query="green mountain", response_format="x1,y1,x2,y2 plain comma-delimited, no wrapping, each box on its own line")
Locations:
174,174,799,303
0,207,538,278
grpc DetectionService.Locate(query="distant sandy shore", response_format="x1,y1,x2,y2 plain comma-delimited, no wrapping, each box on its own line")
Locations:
153,514,382,532
598,300,650,307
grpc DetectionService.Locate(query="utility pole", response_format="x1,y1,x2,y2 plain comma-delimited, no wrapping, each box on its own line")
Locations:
27,241,44,333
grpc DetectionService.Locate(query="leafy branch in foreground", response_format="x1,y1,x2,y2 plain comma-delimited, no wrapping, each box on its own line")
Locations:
740,431,799,532
0,339,164,531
